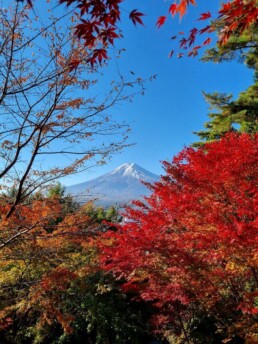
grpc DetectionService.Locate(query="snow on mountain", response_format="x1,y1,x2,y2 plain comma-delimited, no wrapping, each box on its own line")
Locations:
66,163,159,206
111,163,158,180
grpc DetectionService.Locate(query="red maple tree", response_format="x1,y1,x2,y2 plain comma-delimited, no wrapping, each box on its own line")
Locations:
100,133,258,342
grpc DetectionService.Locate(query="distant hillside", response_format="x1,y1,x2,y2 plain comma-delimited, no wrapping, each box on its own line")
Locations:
66,163,159,206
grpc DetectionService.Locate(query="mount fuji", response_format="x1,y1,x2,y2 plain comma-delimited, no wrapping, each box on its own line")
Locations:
66,163,159,206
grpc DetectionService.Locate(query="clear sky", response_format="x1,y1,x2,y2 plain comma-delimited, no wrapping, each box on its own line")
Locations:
48,0,254,185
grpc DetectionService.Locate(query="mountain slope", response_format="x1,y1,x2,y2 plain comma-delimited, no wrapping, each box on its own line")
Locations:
66,163,159,206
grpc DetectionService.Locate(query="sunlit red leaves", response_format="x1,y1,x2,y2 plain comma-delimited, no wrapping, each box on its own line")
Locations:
158,0,196,29
58,0,207,62
218,0,258,45
100,133,258,334
156,16,167,28
198,11,212,20
0,199,62,247
172,24,213,57
176,0,188,18
156,0,257,58
169,0,197,20
156,1,214,58
27,0,257,64
169,4,177,17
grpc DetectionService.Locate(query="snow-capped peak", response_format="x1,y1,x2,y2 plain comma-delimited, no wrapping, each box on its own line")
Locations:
111,163,154,181
66,163,159,206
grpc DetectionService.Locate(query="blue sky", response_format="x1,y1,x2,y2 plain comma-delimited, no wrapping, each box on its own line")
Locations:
46,0,254,185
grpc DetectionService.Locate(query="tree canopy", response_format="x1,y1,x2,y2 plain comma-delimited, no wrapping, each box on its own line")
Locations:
100,133,258,343
194,21,258,144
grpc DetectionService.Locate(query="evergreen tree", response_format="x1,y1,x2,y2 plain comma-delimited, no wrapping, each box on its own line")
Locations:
194,24,258,145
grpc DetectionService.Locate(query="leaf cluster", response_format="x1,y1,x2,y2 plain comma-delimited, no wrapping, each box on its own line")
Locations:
100,133,258,343
0,188,155,343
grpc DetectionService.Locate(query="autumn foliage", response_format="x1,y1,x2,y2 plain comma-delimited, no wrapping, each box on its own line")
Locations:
0,1,257,343
24,0,258,66
1,134,257,342
65,0,257,62
100,133,258,342
0,194,153,343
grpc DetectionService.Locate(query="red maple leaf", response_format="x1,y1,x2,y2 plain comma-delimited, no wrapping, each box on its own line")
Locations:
169,4,177,16
156,16,167,28
198,12,212,20
203,37,212,46
129,9,144,26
